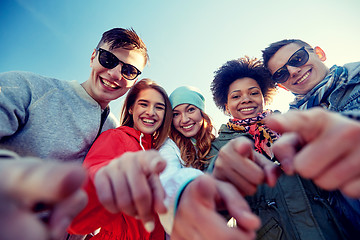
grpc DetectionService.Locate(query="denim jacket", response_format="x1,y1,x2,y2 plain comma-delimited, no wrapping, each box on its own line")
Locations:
319,62,360,238
207,125,351,240
329,62,360,116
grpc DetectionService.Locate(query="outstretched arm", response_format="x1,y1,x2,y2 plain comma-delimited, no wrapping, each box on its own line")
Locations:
0,155,87,240
212,137,281,196
94,150,167,230
158,138,203,234
69,149,167,234
266,107,360,198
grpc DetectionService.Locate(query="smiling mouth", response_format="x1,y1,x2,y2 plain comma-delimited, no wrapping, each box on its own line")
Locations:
101,78,120,89
240,107,256,112
182,124,194,130
143,119,155,124
295,70,310,85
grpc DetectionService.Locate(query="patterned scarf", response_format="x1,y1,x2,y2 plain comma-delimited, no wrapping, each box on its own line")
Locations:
290,65,348,110
226,110,280,159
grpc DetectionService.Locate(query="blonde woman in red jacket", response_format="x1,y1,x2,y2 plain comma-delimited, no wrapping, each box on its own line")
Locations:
69,79,172,240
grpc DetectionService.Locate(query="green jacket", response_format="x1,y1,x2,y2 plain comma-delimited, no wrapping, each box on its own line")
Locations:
207,124,349,240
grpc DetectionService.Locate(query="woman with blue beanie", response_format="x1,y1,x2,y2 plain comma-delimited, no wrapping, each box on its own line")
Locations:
158,86,215,234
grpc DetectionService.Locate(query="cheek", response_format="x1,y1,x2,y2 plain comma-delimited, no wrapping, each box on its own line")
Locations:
92,60,103,70
131,107,140,120
172,118,181,130
92,65,107,78
227,102,238,115
131,113,137,123
195,114,204,125
258,97,265,108
158,111,165,123
258,104,264,112
317,64,328,80
197,119,204,129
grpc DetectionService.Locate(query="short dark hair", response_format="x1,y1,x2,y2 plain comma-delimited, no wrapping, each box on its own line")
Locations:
262,39,313,69
211,56,276,113
96,27,149,65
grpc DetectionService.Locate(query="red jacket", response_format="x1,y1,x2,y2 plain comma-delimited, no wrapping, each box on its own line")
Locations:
68,126,165,240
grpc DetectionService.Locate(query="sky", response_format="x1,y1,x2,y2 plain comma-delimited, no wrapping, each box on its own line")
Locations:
1,0,359,130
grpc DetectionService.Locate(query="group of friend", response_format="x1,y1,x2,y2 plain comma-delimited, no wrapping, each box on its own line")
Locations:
0,27,359,240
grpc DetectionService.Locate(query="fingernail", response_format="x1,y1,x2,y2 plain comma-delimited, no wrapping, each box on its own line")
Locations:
144,221,155,232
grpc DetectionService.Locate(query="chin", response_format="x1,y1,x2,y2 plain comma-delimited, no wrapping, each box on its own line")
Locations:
180,131,193,138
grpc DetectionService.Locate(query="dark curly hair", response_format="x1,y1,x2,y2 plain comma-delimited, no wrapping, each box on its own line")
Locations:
211,56,276,113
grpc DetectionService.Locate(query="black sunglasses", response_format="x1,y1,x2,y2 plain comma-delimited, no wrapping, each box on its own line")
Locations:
271,46,309,83
96,48,141,80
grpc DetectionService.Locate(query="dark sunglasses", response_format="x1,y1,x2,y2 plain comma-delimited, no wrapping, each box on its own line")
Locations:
272,46,309,83
96,48,141,80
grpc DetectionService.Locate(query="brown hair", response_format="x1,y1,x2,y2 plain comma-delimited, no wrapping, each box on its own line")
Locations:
97,27,149,65
120,79,172,149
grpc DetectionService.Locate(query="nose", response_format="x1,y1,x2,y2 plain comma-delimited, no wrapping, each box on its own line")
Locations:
146,105,156,116
287,65,301,78
107,64,123,81
180,113,190,123
241,94,252,103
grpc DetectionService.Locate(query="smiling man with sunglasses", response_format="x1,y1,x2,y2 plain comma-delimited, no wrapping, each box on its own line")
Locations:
0,27,148,240
81,29,147,110
0,27,148,163
262,39,360,238
263,39,360,109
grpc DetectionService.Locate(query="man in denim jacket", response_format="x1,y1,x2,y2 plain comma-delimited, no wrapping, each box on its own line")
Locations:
262,39,360,238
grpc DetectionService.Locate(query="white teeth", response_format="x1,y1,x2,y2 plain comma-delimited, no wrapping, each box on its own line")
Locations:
183,124,194,129
143,119,155,124
102,79,120,89
296,71,310,84
240,107,255,112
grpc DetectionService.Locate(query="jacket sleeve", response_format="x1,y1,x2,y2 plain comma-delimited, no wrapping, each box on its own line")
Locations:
158,138,203,234
205,139,222,173
68,130,128,234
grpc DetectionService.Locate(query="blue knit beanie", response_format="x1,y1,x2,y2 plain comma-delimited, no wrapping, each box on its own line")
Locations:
169,86,205,111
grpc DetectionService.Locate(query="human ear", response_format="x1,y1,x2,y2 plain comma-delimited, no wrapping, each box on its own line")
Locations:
90,49,97,67
314,46,326,62
225,104,231,116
